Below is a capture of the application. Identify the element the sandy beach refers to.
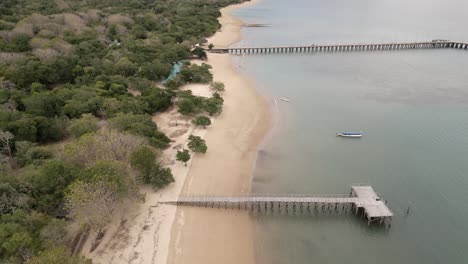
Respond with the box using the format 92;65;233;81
168;0;270;263
86;0;269;263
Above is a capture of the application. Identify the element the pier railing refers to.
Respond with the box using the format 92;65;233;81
163;186;393;227
207;40;468;55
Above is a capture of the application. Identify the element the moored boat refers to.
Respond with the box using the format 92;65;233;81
336;132;362;138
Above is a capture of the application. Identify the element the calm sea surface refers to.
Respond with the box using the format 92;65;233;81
232;0;468;263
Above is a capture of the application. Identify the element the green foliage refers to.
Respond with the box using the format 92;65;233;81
176;149;190;166
140;61;172;81
130;145;156;174
140;88;174;113
0;210;60;261
0;34;31;52
192;116;211;128
176;90;206;115
140;164;174;190
130;25;147;39
4;57;76;89
187;135;207;154
129;145;173;189
0;183;32;214
24;146;54;165
30;161;81;213
179;63;213;83
191;47;207;59
108;83;128;96
177;98;197;115
23;92;64;118
210;81;225;92
113;58;138;77
208;43;214;50
110;113;170;148
67;114;99;138
26;246;92;264
204;93;224;116
0;0;242;260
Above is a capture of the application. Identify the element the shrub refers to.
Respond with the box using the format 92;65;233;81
67;114;99;138
110;113;170;149
192;115;211;128
187;135;207;153
204;93;223;116
24;146;54;165
177;98;197;115
191;47;207;59
210;81;225;92
130;145;156;174
140;164;174;189
176;149;190;166
179;63;213;83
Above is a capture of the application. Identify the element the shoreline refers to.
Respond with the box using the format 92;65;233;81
84;0;270;263
168;0;271;263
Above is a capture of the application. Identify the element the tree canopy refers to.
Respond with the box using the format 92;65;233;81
0;0;239;261
187;135;208;154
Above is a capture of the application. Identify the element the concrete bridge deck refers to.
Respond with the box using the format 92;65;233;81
208;40;468;54
164;185;393;227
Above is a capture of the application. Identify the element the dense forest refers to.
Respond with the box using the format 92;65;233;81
0;0;244;262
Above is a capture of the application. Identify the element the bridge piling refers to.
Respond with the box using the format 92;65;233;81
169;186;393;227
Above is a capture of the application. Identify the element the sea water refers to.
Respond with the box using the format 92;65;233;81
233;0;468;263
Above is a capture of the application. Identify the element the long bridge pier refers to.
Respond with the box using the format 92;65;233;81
164;185;393;228
208;40;468;55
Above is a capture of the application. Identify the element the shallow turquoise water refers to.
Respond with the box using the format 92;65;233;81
233;0;468;263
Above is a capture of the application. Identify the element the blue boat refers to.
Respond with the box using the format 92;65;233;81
336;131;362;138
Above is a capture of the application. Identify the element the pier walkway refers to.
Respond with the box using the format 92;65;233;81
208;40;468;55
163;185;393;227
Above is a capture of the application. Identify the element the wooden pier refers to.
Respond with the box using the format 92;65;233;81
163;186;393;227
208;40;468;55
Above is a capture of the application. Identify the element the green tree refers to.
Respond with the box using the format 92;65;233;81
130;145;156;174
108;83;127;96
192;116;211;128
177;98;197;115
208;43;214;50
140;61;171;81
26;246;92;264
179;63;213;83
0;183;31;214
187;135;207;153
0;210;51;261
114;57;137;76
204;93;224;116
30;82;45;93
108;25;118;39
23;93;64;118
24;146;54;165
176;149;190;166
210;81;225;92
31;161;81;213
141;164;174;189
191;47;207;59
67;114;99;138
140;88;174;113
110;113;170;148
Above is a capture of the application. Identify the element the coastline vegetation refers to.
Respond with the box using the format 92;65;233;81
0;0;246;262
